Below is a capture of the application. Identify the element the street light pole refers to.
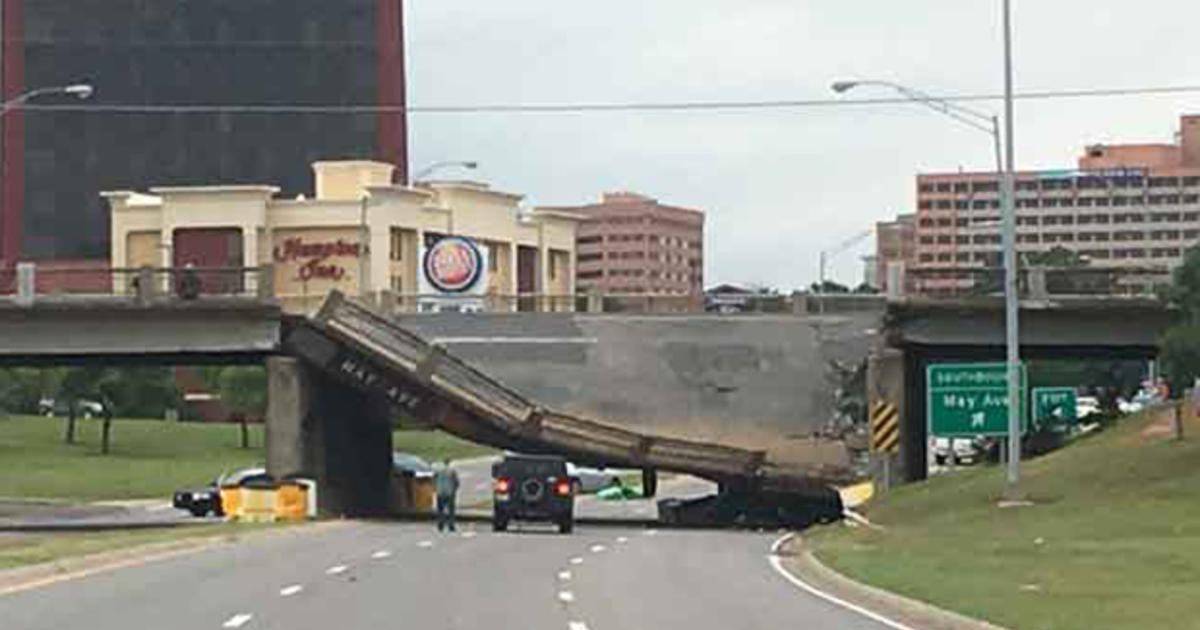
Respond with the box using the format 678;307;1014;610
1001;0;1022;495
834;31;1024;493
0;83;94;268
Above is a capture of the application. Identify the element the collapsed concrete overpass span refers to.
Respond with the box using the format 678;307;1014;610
276;292;869;506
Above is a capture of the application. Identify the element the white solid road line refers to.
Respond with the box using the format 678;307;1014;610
767;533;919;630
568;622;590;630
558;570;572;581
222;613;253;628
569;556;584;565
279;584;304;597
371;550;392;559
326;565;348;575
558;590;576;603
418;540;434;548
589;544;606;553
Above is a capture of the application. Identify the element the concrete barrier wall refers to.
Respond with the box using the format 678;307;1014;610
396;312;882;468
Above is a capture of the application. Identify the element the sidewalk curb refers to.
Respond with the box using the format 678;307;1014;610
775;534;1014;630
0;520;345;597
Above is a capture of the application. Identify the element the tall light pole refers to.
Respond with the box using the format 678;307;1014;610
412;160;479;182
1000;0;1021;496
0;83;94;268
834;8;1023;494
0;83;93;117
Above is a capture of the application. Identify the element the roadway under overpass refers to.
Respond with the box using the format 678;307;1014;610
870;296;1174;486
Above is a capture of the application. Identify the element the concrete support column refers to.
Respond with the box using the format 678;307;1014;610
867;347;910;491
266;356;394;516
241;226;258;296
508;242;519;312
15;262;34;306
266;356;314;481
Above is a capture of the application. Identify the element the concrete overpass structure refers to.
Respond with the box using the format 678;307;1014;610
0;286;1177;514
869;296;1174;486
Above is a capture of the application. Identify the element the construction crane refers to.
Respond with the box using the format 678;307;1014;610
818;228;873;314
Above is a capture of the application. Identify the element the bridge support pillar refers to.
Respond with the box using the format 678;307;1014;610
267;356;393;516
867;348;919;490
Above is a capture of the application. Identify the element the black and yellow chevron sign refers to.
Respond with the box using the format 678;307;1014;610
870;400;900;454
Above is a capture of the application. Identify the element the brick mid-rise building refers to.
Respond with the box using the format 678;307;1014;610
560;192;704;295
912;114;1200;295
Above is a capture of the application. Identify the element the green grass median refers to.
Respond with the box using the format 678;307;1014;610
808;409;1200;630
0;415;493;501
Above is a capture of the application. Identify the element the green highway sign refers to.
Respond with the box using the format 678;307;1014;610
927;362;1028;437
1032;387;1077;429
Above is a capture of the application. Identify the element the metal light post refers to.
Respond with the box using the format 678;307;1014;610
834;16;1023;492
0;83;93;117
412;160;479;182
0;83;94;269
1000;0;1021;496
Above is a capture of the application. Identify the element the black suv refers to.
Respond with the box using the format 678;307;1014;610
492;454;575;533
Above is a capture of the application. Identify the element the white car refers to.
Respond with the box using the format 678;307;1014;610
566;463;623;493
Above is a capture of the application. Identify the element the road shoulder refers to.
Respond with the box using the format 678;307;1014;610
0;520;342;597
775;533;1013;630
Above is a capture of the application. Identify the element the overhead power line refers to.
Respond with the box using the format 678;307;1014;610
17;84;1200;115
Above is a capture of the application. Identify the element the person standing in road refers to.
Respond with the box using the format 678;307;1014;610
433;458;460;532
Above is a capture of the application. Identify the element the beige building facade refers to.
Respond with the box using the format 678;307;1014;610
106;161;580;312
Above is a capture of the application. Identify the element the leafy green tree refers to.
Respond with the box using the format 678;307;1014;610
1161;246;1200;392
58;367;107;444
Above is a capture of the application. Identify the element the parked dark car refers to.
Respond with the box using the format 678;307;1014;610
492;454;575;533
173;466;269;517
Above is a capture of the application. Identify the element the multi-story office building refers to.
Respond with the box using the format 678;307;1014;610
913;115;1200;294
1;0;407;265
564;192;704;295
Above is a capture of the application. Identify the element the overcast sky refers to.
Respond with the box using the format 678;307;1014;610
404;1;1200;290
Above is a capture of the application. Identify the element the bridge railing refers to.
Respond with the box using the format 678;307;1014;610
903;265;1172;299
0;263;274;303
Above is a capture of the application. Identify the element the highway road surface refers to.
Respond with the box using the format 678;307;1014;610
0;521;889;630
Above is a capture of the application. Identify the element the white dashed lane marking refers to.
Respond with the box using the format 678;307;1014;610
557;570;572;581
279;584;303;597
222;613;253;628
371;550;392;559
644;529;658;536
326;565;348;575
557;591;576;603
569;622;590;630
462;531;477;539
616;536;628;544
569;557;584;565
589;544;606;553
417;540;434;548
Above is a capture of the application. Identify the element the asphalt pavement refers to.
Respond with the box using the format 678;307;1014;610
451;456;718;521
0;519;889;630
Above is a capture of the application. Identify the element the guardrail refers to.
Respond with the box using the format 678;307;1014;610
903;265;1171;299
0;263;274;304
